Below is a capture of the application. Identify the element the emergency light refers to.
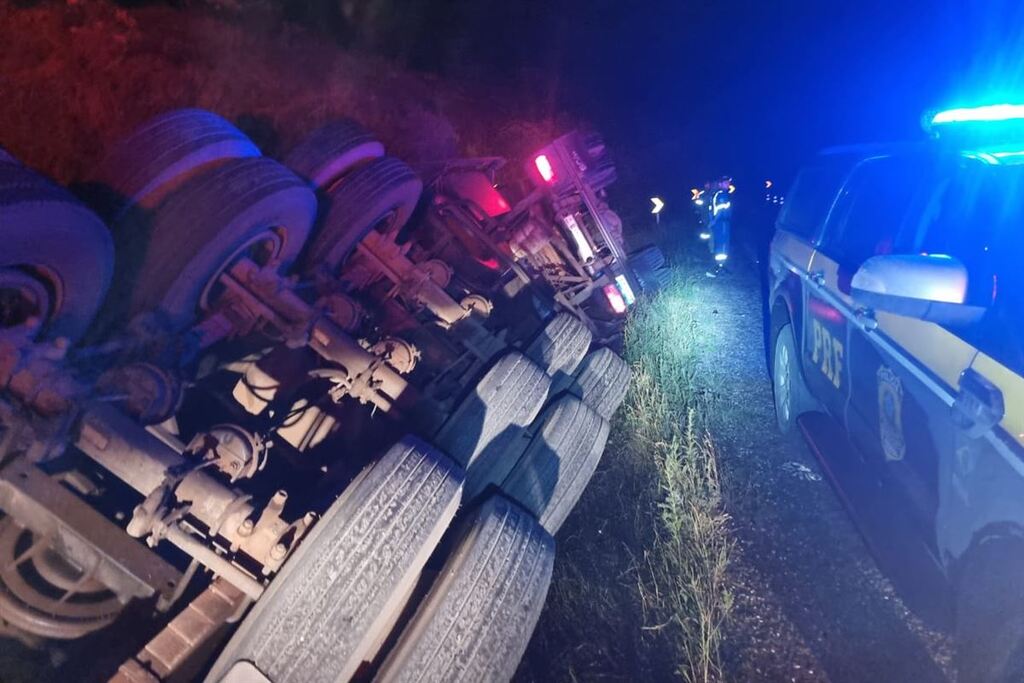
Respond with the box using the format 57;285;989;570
924;103;1024;146
927;102;1024;164
961;147;1024;166
930;103;1024;126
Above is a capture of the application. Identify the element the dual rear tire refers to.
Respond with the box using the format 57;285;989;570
0;157;113;343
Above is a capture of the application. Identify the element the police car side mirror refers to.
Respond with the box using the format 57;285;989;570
851;254;986;326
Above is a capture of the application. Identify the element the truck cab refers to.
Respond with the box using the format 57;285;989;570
414;131;669;344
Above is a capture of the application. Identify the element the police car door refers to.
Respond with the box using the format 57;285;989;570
844;156;976;540
908;159;1024;569
798;160;906;421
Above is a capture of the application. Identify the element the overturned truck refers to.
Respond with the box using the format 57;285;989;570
0;110;636;682
407;130;671;345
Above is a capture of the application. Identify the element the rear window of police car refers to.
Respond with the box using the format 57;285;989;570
777;162;851;239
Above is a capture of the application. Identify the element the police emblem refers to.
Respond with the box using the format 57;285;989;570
877;365;906;461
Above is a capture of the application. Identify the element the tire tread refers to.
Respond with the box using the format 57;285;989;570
524;312;591;376
376;494;554;683
209;436;463;683
501;395;610;533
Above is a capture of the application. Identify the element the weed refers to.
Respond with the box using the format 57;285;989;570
623;268;733;682
521;253;733;682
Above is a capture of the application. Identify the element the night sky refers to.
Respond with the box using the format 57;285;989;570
399;0;1024;215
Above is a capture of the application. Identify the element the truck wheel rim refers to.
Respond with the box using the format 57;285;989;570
0;518;122;640
0;267;53;338
198;229;284;312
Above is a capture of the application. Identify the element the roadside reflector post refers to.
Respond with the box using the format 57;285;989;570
650;196;664;224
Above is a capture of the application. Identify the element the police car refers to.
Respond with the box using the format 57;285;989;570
767;103;1024;682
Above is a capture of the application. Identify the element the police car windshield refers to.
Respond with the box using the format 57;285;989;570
919;159;1024;264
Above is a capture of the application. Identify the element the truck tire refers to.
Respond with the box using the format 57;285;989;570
500;396;610;534
631;263;672;294
525;312;591;377
115;157;315;331
772;322;815;433
629;245;670;294
375;494;555;683
94;109;260;215
0;162;114;343
629;244;666;272
552;347;631;420
435;351;550;477
284;118;385;190
209;435;463;683
302;156;422;275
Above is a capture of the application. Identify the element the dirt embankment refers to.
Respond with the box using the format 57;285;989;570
0;0;569;183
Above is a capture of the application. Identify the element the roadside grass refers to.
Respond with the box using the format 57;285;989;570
520;241;734;682
0;0;567;185
624;263;734;682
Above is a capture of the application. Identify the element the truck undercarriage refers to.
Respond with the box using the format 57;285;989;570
0;110;635;682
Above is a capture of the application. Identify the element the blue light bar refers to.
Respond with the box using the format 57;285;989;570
962;147;1024;165
931;103;1024;125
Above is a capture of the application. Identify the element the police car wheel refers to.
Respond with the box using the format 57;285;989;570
773;323;813;433
955;539;1024;683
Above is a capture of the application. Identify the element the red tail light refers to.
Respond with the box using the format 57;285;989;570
476;256;501;270
603;284;627;314
534;154;555;183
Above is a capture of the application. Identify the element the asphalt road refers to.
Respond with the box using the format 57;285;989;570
692;233;955;682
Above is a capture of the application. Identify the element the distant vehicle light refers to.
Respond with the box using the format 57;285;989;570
699;232;711;240
650;196;665;214
615;274;636;306
534;154;556;183
603;284;627;314
931;103;1024;125
714;253;728;262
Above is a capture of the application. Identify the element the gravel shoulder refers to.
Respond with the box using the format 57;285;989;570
692;238;954;682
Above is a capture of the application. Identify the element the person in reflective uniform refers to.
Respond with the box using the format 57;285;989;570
691;186;711;241
706;177;733;275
